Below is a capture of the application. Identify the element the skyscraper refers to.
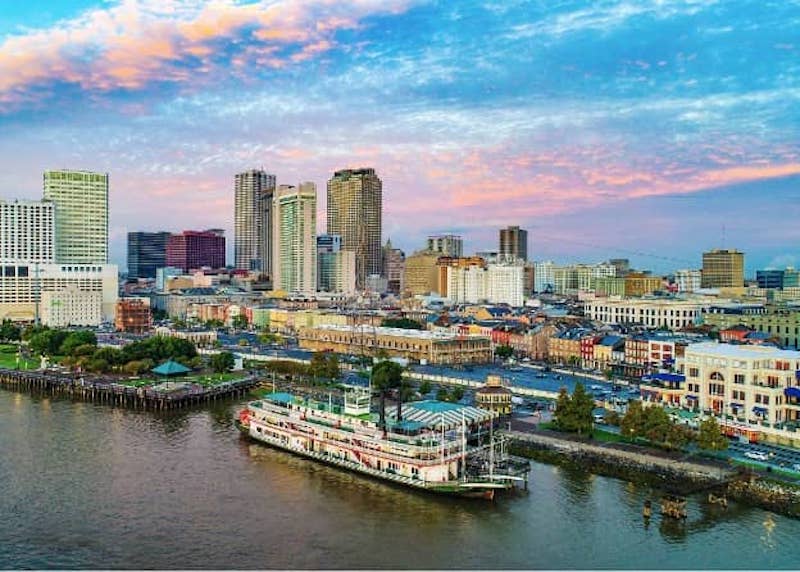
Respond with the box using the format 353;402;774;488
272;183;317;294
166;229;225;272
234;169;276;274
43;169;108;263
427;234;463;257
0;200;54;264
701;249;744;288
127;231;171;279
327;168;382;289
499;225;528;262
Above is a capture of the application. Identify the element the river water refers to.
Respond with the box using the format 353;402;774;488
0;390;796;570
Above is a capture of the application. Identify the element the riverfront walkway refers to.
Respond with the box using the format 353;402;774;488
0;368;258;410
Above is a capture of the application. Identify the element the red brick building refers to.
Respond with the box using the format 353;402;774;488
115;298;152;334
166;229;225;272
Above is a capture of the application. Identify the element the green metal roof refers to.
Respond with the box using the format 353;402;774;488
263;392;296;404
151;360;191;376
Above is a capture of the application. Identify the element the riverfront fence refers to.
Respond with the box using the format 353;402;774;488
0;368;259;411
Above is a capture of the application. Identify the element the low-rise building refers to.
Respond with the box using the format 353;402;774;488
679;342;800;432
703;304;800;350
297;324;492;364
585;298;710;330
115;298;152;334
475;375;513;415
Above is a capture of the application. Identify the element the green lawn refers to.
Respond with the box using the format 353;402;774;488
0;348;37;370
592;428;629;443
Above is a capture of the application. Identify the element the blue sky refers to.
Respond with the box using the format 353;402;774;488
0;0;797;274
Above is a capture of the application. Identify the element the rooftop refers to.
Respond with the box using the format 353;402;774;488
685;342;800;360
306;324;489;341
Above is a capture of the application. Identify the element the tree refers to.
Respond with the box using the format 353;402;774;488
309;352;340;383
620;400;646;439
451;386;465;402
697;417;729;451
604;369;614;382
641;405;672;444
0;320;20;342
372;360;403;429
231;314;249;330
419;380;432;396
553;387;572;432
381;317;424;330
210;351;235;374
59;330;97;356
436;388;450;402
569;383;595;436
495;345;513;360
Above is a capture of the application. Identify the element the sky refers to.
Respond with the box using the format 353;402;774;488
0;0;798;275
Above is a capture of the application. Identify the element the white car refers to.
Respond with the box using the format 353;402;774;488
744;451;769;462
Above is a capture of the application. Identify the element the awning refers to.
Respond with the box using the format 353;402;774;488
785;387;800;398
752;406;768;414
686;395;698;401
730;402;743;409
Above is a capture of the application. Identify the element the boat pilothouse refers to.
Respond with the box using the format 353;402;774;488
238;384;529;498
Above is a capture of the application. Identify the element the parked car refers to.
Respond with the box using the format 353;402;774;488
744;451;769;462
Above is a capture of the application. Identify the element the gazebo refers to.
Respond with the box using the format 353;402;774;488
151;360;191;377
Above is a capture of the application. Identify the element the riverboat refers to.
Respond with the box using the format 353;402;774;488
237;385;529;499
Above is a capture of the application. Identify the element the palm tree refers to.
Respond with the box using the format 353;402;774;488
371;360;403;430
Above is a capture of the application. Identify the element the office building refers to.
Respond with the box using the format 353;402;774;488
701;249;744;288
327;168;382;288
674;269;701;293
427;234;463;258
499;225;528;262
533;260;555;293
402;251;440;297
234;169;276;273
0;200;54;264
318;235;356;294
166;229;225;272
757;269;785;290
127;231;170;279
272;183;317;294
382;239;405;294
43;169;108;264
487;262;525;307
783;268;800;289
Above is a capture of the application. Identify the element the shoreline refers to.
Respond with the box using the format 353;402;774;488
509;428;800;518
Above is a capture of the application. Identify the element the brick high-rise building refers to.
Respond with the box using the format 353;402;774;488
234;169;276;274
701;249;744;288
327;168;382;289
166;229;225;272
115;298;152;334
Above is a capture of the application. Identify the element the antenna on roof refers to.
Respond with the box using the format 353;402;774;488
722;223;726;249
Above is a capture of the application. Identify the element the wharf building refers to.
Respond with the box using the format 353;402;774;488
43;169;108;264
585;298;712;330
127;231;170;279
166;229;225;273
701;249;744;288
297;324;493;365
327;168;382;289
499;225;528;262
427;234;463;258
234;169;276;274
272;183;317;294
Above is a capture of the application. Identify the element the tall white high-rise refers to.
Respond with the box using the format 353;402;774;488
234;169;276;273
0;200;54;264
272;183;317;294
43;170;108;264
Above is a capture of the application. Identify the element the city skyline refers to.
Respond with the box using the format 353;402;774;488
0;1;798;272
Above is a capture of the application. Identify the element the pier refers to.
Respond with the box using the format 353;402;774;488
0;368;259;410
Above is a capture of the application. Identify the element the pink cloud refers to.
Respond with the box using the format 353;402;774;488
0;0;415;111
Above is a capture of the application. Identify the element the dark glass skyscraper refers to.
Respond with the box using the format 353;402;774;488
127;231;171;279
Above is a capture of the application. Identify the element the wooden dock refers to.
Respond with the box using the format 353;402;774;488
0;368;259;411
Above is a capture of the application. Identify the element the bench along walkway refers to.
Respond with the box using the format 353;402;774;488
0;368;258;411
